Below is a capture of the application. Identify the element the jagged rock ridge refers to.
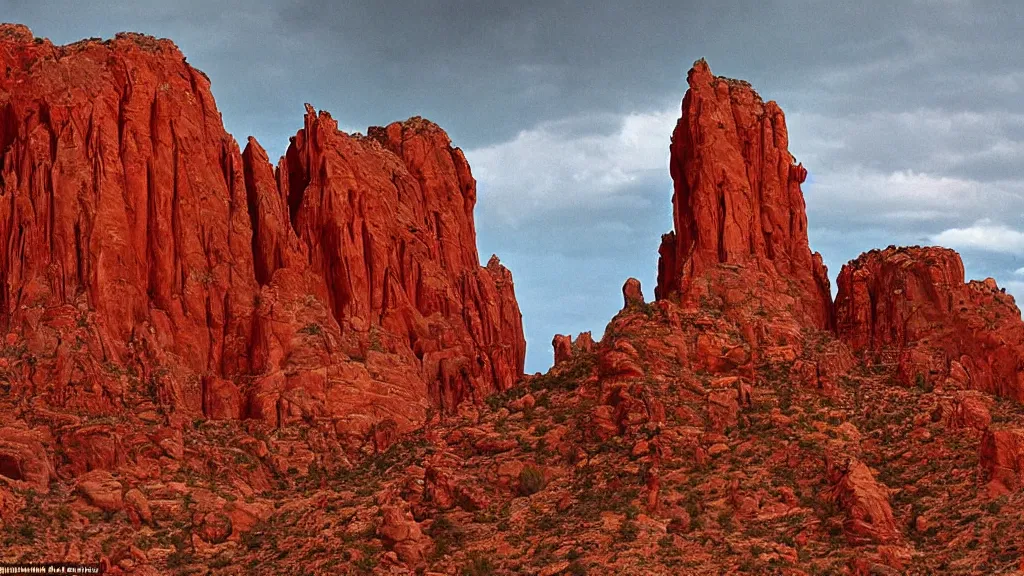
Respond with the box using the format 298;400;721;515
0;24;525;440
836;246;1024;401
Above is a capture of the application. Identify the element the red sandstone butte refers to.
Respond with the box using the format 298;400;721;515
655;59;832;333
0;24;524;439
835;246;1024;401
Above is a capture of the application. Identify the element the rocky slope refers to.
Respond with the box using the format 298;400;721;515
2;26;1024;576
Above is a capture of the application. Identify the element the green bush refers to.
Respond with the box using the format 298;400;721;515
298;323;323;336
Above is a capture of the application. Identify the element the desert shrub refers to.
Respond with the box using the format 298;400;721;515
461;552;494;575
619;519;640;541
518;465;546;496
298;323;323;336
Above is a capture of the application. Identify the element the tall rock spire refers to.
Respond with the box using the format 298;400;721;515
655;59;833;333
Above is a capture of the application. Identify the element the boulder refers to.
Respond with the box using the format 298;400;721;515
980;428;1024;495
378;504;431;566
827;458;899;544
77;470;124;512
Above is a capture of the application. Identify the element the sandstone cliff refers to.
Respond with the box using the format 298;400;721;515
0;24;524;441
835;246;1024;400
655;59;833;335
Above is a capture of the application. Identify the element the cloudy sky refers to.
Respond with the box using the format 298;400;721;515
8;0;1024;372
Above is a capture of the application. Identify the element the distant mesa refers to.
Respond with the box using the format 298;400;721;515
836;246;1024;400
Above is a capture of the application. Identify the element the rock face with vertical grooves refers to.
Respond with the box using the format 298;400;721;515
6;26;1024;576
835;246;1024;401
655;59;833;338
0;24;524;441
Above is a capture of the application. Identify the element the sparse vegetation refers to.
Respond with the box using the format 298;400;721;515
518;464;546;496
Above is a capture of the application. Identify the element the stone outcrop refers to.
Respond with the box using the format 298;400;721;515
0;25;524;440
378;503;431;565
979;428;1024;495
827;457;899;544
835;246;1024;400
932;391;992;431
654;59;833;333
0;425;53;490
0;27;258;414
552;331;595;367
76;469;124;512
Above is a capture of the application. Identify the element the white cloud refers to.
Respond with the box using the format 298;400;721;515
788;108;1024;179
467;107;677;225
931;220;1024;254
788;107;1024;260
803;168;1022;229
1015;267;1024;276
1004;281;1024;305
471;104;1024;236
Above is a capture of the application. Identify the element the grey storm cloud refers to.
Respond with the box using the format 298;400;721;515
5;0;1024;371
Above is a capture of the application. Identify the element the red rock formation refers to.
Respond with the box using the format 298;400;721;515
827;457;899;544
0;26;257;399
378;503;432;565
932;392;991;431
835;246;1024;400
0;425;54;490
264;107;526;414
76;469;124;512
623;277;645;307
552;334;573;366
552;331;595;367
980;428;1024;495
0;25;524;440
655;59;832;333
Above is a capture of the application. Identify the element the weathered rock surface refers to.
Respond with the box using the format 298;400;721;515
4;29;1024;576
980;428;1024;495
827;458;898;544
77;469;124;512
835;246;1024;400
0;25;524;443
552;331;594;366
378;503;431;565
655;59;833;334
0;424;53;490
